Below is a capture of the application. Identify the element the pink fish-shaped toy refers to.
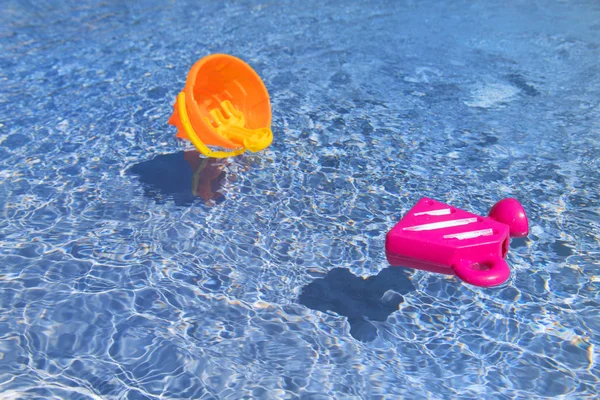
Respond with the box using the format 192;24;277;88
385;198;528;287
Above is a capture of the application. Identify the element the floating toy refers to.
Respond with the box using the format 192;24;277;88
385;198;528;287
169;54;273;158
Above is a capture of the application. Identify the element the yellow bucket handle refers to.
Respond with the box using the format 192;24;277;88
177;92;247;158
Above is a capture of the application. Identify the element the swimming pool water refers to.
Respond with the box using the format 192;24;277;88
1;0;599;398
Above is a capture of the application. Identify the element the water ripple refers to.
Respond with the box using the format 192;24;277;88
2;0;600;398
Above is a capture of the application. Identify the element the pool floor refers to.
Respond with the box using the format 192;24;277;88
1;0;599;398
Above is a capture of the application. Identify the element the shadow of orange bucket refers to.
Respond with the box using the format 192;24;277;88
169;54;272;158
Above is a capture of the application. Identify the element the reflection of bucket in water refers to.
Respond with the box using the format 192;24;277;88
128;151;234;205
184;151;228;201
169;54;273;158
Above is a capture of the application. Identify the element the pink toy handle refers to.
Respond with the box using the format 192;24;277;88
452;257;510;287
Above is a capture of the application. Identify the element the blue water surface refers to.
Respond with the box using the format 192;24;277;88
1;0;599;398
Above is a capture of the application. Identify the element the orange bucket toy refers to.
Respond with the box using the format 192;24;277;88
168;54;273;158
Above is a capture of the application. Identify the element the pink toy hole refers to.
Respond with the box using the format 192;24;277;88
501;238;509;258
453;257;510;287
470;262;492;271
426;200;434;206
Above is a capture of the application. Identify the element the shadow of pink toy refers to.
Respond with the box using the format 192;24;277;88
385;198;528;287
